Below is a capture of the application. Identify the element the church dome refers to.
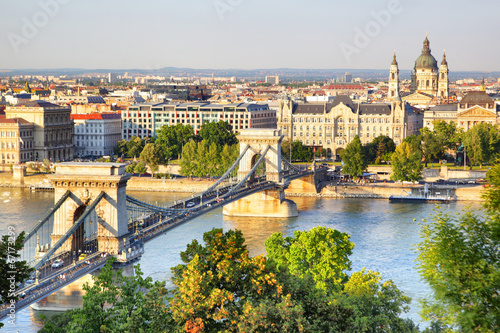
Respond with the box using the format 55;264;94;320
415;36;438;70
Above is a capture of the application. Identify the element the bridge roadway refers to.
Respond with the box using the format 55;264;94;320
128;169;315;245
0;168;317;321
0;252;109;320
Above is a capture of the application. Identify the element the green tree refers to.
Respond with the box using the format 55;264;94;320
265;226;354;292
292;141;313;162
42;258;174;333
179;139;198;177
125;161;137;173
415;209;500;332
113;139;128;157
390;141;423;182
281;139;293;161
170;228;286;332
133;161;147;176
197;120;238;148
126;136;145;159
433;120;460;153
341;135;367;179
156;124;195;159
139;143;167;176
462;122;500;168
204;141;220;177
420;127;443;166
483;164;500;213
0;231;33;309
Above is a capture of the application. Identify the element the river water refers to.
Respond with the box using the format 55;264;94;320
0;187;481;332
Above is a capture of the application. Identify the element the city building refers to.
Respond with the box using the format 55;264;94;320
339;72;352;83
5;101;74;161
72;113;122;157
122;102;276;140
424;85;500;131
0;115;34;164
265;76;280;85
277;95;422;158
57;96;106;104
404;35;449;101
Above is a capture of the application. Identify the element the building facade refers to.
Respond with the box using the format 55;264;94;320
0;116;34;164
5;101;74;161
424;90;500;131
121;102;276;140
72;113;122;157
277;95;423;158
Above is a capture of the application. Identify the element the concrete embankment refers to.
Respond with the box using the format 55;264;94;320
286;182;485;202
0;172;485;201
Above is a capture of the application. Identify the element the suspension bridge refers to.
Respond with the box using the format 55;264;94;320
1;129;327;320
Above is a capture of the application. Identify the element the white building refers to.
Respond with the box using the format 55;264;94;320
72;113;122;157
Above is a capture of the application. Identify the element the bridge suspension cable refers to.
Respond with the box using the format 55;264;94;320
226;145;270;196
22;190;71;246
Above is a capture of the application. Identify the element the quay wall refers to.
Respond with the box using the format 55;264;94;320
0;172;485;201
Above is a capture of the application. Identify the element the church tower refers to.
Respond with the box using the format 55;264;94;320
438;51;449;99
388;52;400;99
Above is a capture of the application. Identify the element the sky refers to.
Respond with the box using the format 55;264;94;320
0;0;498;72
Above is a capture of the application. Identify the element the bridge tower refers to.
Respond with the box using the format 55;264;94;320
224;129;298;217
236;129;284;183
49;163;135;260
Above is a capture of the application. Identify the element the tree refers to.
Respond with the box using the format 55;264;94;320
113;139;128;157
433;120;460;153
125;161;137;173
204;141;220;177
462;122;500;168
133;161;147;176
265;226;354;292
170;228;287;332
390;141;423;182
179;139;198;177
126;136;145;159
197;120;238;148
483;164;500;213
341;135;367;179
292;141;313;162
415;209;500;332
139;143;167;176
0;231;33;307
281;139;293;161
41;258;175;333
363;136;396;164
156;124;195;159
219;144;239;172
420;127;443;166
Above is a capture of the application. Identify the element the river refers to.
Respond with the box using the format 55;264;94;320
0;187;481;332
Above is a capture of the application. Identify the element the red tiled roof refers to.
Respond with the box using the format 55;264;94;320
71;113;121;120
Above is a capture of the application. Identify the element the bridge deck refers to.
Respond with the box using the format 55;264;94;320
0;252;109;321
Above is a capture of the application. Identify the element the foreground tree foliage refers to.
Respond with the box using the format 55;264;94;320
0;230;33;329
416;164;500;332
40;258;174;333
41;228;417;332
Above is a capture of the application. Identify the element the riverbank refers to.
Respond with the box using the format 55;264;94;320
0;172;486;201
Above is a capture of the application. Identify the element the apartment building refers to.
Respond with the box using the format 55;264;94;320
72;113;122;157
122;102;276;140
5;101;74;161
0;116;34;164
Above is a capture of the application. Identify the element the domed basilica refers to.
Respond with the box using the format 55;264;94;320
389;35;449;102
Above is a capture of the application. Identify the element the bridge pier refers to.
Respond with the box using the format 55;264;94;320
223;188;298;217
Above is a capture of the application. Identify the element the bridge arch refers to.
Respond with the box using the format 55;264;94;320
237;129;283;183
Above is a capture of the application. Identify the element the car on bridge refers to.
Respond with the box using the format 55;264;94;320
186;202;195;208
51;259;64;269
78;254;87;261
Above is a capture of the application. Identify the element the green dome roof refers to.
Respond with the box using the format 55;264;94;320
415;36;438;70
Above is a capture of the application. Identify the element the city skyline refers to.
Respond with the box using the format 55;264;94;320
1;0;499;72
